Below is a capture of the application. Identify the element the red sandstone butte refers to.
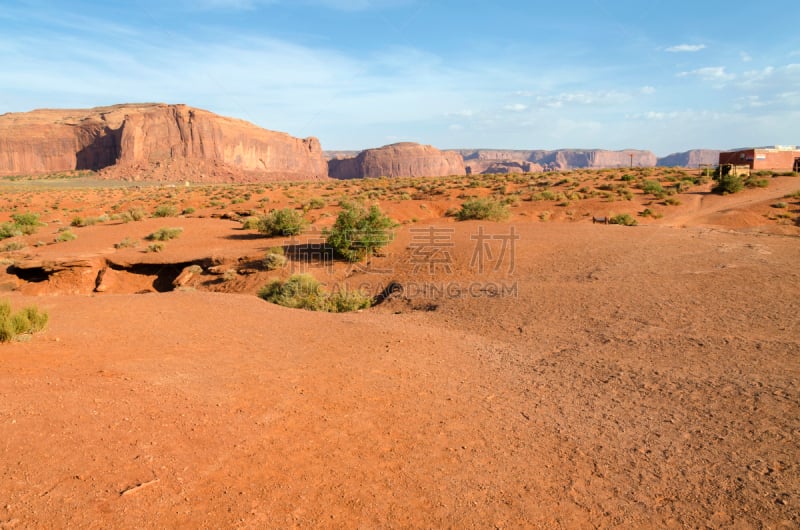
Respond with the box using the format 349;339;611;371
0;103;327;182
329;142;466;179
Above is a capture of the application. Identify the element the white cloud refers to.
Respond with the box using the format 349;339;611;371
677;66;735;83
503;103;528;112
640;86;656;95
740;51;752;62
535;90;630;108
666;44;706;53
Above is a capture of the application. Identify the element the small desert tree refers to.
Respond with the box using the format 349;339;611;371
325;202;396;261
257;208;307;237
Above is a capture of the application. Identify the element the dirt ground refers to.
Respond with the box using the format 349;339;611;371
0;170;799;528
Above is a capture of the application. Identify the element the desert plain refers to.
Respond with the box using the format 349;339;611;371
0;167;798;528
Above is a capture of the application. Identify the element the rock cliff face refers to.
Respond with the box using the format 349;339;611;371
0;104;327;182
329;142;466;179
657;149;721;168
453;149;657;172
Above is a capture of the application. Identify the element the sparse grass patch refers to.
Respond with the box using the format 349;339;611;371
153;204;179;217
0;212;43;239
610;213;637;226
71;215;107;227
745;177;769;188
305;197;327;210
263;246;288;270
55;229;77;242
455;197;510;221
146;242;165;253
3;241;25;252
641;180;663;195
240;216;261;230
146;227;183;241
114;237;139;249
122;208;146;222
258;274;371;312
0;299;48;342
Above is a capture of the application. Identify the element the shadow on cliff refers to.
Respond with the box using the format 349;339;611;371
75;127;121;171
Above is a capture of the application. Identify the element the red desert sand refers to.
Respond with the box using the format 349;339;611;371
0;169;798;528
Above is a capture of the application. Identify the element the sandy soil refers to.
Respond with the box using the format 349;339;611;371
0;170;799;528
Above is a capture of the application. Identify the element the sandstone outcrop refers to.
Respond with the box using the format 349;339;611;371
452;149;658;172
657;149;721;168
329;142;465;179
0;103;327;182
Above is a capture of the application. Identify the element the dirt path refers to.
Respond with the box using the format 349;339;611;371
661;176;799;229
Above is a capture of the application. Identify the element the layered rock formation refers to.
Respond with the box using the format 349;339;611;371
329;142;466;179
0;104;327;182
453;149;658;173
657;149;721;168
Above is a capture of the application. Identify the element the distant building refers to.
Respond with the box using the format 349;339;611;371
719;146;800;172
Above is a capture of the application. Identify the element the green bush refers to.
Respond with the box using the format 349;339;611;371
71;215;106;227
55;230;77;242
0;212;43;238
306;197;327;210
325;203;396;261
609;213;638;226
153;204;179;218
146;242;165;253
713;173;744;194
11;212;41;232
258;274;327;310
0;223;22;240
455;197;510;221
327;288;373;312
745;177;769;188
124;208;146;222
641;180;663;195
257;208;307;237
263;247;288;270
258;274;371;312
146;227;183;241
0;300;48;342
240;216;261;230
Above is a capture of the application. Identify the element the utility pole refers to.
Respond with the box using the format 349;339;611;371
629;153;633;168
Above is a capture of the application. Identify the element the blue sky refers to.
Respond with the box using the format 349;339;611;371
1;0;798;155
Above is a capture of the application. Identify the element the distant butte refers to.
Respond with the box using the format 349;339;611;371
0;103;328;182
0;103;727;181
328;142;466;179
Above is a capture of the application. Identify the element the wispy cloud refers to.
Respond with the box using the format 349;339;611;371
677;66;735;83
666;44;706;53
740;51;752;62
534;90;631;109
